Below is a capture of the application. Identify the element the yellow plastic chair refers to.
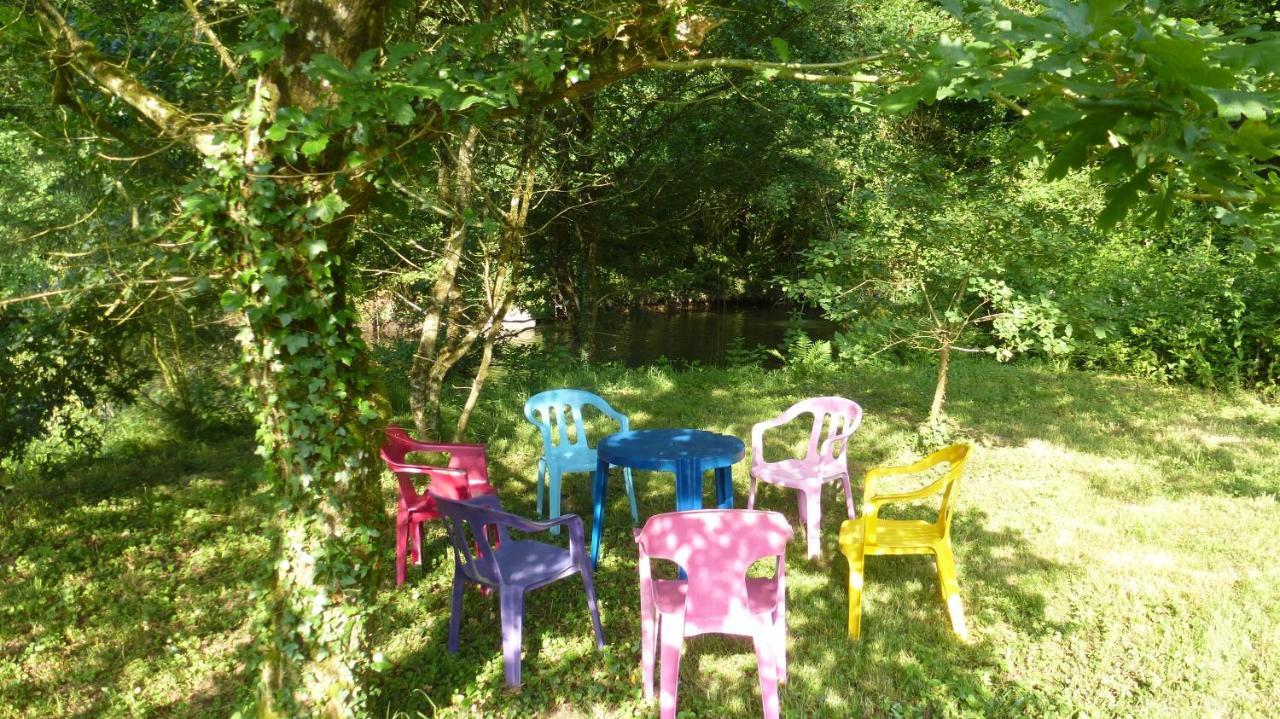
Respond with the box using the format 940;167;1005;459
838;444;970;640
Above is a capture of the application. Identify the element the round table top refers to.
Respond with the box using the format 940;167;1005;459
597;428;745;471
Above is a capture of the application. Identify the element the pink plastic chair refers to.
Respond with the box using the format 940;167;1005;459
747;397;862;559
381;425;498;587
636;509;793;719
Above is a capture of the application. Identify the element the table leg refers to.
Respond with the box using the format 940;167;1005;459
591;458;610;569
674;457;700;511
714;465;734;509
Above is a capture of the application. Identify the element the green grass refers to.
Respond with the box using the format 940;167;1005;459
3;358;1279;717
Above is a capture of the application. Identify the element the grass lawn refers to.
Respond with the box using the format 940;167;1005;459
2;359;1278;717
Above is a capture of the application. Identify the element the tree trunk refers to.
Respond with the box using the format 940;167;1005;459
576;224;599;361
453;121;540;439
240;224;385;718
409;127;481;437
929;339;951;425
247;3;387;716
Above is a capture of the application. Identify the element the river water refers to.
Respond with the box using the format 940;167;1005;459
509;306;837;367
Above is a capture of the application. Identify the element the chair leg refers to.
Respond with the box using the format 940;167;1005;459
658;614;685;719
934;543;969;641
847;547;865;639
799;489;822;560
448;570;465;653
841;471;856;518
395;512;409;587
747;473;758;510
412;518;424;567
535;458;547;517
753;632;781;719
548;466;562;536
624;466;639;524
774;601;788;684
640;597;657;702
580;565;606;649
499;588;526;688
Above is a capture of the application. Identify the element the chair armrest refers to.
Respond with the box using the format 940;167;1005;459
402;438;486;454
592;398;630;434
863;467;953;510
387;463;467;478
494;512;588;564
818;426;860;460
750;417;788;468
494;511;583;536
865;451;950;481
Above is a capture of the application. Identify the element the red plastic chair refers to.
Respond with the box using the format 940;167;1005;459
381;425;498;586
636;509;793;719
748;396;862;559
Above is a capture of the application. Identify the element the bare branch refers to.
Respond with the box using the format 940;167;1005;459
181;0;239;76
649;56;887;85
35;0;226;157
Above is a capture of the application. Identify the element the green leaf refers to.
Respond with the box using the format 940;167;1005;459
770;37;790;63
264;122;290;142
390;102;415;125
1203;88;1272;121
1044;134;1090;180
307;193;349;223
385;42;421;65
300;135;329;157
283;333;310;354
309;54;351;81
1098;166;1157;229
879;78;934;114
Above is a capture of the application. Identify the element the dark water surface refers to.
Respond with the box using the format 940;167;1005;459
513;306;837;367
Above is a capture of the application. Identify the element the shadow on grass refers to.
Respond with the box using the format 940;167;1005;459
0;431;264;718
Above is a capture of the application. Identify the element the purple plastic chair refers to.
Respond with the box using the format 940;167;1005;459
637;509;793;719
432;493;606;688
748;396;863;559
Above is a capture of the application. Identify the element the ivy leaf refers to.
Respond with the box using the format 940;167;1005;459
307;193;349;223
283;334;310;354
300;135;330;157
264;122;290;142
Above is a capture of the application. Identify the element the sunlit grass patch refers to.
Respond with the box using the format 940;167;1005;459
3;358;1278;717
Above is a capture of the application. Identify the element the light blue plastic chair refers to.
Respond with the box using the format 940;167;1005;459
524;389;638;534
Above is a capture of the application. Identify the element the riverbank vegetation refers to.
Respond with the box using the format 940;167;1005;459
3;0;1278;715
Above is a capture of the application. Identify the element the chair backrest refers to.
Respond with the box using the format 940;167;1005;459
380;425;490;504
432;494;509;585
931;444;969;530
866;443;969;537
637;510;792;622
775;396;863;464
523;389;627;456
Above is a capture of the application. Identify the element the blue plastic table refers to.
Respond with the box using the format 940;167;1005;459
590;428;745;568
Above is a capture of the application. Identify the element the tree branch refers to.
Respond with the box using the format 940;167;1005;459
649;56;887;84
34;0;225;157
181;0;239;76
